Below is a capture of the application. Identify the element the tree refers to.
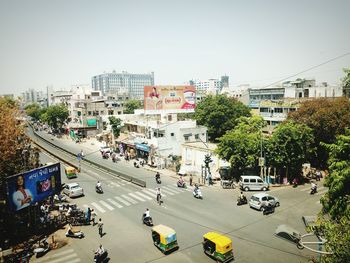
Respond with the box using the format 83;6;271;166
318;130;350;263
266;121;314;181
194;94;251;142
45;104;69;129
288;97;350;168
216;116;265;176
124;99;142;114
24;103;41;121
109;116;123;140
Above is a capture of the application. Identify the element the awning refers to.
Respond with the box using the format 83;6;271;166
135;143;150;152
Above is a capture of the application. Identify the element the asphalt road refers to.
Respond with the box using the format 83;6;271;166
29;129;326;263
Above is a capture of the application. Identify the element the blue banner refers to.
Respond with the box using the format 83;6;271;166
7;163;61;212
135;143;150;152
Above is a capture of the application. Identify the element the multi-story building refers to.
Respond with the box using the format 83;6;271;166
190;76;229;96
21;89;46;107
91;70;154;98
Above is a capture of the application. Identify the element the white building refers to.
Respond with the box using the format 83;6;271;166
191;79;221;95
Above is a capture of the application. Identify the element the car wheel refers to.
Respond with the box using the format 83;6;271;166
262;187;267;191
244;187;249;192
275;202;280;207
260;206;265;212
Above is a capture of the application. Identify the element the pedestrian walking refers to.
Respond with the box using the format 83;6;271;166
86;207;91;224
97;218;104;237
189;174;193;186
91;209;97;226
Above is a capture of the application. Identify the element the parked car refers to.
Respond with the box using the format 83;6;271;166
63;183;84;198
249;193;280;211
100;146;112;154
239;175;269;191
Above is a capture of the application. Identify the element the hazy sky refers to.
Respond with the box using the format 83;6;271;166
1;0;349;95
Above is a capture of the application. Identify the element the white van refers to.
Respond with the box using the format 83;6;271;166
239;175;269;191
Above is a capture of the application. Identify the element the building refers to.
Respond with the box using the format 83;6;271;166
91;70;154;98
240;78;343;131
21;89;46;107
190;76;229;96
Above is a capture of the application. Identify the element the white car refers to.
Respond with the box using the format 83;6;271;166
100;146;112;154
249;193;280;211
63;183;84;198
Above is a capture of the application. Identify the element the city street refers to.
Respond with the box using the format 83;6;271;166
27;129;327;263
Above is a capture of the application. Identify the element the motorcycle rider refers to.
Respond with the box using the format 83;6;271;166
311;181;317;193
143;208;151;223
178;176;185;187
156;188;161;203
155;172;160;181
239;192;246;203
194;184;199;195
96;181;102;189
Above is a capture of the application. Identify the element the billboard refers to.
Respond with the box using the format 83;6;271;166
6;163;61;211
144;86;196;114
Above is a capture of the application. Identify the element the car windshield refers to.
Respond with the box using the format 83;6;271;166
71;185;80;189
251;196;259;201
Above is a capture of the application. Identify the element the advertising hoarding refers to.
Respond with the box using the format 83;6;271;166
6;163;61;211
144;86;196;114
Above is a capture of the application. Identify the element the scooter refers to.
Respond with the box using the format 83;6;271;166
142;214;154;226
310;186;317;195
177;181;187;188
96;185;103;194
262;203;275;215
193;188;203;199
94;250;109;263
33;238;50;258
236;196;247;206
66;229;85;239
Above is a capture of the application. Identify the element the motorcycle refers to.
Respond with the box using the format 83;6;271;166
54;193;67;203
33;238;50;258
193;188;203;199
262;203;275;215
96;185;103;194
310;186;317;195
177;181;187;188
236;196;247;206
66;229;85;239
156;177;161;184
142;214;154;226
102;152;109;159
94;250;109;263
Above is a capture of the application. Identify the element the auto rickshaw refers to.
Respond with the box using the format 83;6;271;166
203;232;234;262
65;166;77;179
151;224;179;254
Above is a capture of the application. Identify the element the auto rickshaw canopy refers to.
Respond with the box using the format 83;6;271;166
152;224;177;245
203;232;232;254
65;166;76;174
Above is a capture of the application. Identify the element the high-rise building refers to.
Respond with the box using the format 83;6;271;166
91;70;154;98
190;75;229;95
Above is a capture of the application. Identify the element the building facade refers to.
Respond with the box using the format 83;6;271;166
91;70;154;98
190;76;229;96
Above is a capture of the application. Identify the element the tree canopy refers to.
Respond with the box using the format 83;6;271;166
266;121;314;180
124;99;142;114
109;116;123;140
287;97;350;168
45;104;69;129
216;116;265;176
24;103;42;121
194;95;251;142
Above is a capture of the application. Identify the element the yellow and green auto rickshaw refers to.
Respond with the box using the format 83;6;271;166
65;166;77;179
203;232;234;262
151;224;179;254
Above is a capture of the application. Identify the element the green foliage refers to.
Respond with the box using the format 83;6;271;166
342;68;350;88
288;97;350;168
45;104;69;129
109;116;122;139
266;121;314;179
194;94;251;142
24;103;42;121
216;116;265;175
124;99;142;114
321;130;350;219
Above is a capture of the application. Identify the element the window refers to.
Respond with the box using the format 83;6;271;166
195;134;199;139
250;179;256;183
244;179;249;183
258;179;263;183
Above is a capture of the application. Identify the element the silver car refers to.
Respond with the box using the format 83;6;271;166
63;183;84;198
249;193;280;211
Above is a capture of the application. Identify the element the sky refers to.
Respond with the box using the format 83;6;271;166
0;0;349;95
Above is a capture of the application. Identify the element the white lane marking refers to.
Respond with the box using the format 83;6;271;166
170;184;187;192
107;198;123;208
160;188;175;195
47;249;75;258
44;253;78;263
162;186;181;194
148;188;167;197
128;193;146;202
135;191;152;200
99;200;115;211
115;196;131;206
142;189;157;198
121;194;138;204
111;182;121;187
91;202;106;213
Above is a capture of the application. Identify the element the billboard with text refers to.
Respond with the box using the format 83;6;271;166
6;163;61;211
144;86;196;114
